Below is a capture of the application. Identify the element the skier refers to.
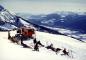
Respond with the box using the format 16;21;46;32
61;48;69;56
8;31;11;39
46;43;62;54
46;43;55;52
55;48;62;54
33;41;44;51
37;41;44;47
33;38;37;44
33;41;39;51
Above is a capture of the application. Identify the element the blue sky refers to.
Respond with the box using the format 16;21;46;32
0;0;86;14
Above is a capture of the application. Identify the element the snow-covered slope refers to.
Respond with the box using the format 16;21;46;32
0;23;17;30
14;17;31;27
0;31;86;60
0;5;32;30
0;5;17;30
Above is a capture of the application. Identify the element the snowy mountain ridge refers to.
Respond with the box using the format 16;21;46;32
0;5;32;30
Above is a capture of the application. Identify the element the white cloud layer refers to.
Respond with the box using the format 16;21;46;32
0;0;86;14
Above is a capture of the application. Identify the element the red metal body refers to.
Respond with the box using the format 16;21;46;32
19;27;35;38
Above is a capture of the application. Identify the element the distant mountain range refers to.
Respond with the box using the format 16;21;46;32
27;12;86;33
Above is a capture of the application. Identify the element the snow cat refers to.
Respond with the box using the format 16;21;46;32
16;26;35;40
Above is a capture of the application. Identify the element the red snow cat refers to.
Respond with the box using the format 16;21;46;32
16;26;35;40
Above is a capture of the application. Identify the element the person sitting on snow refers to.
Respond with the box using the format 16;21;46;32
8;31;11;39
33;41;39;51
33;38;37;44
61;48;69;56
45;43;61;54
33;40;44;51
45;43;55;51
55;48;62;54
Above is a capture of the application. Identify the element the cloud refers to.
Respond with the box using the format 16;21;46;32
1;0;86;3
0;0;86;14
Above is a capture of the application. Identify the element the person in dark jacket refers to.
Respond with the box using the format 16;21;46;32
55;48;62;54
8;31;11;39
37;41;44;47
61;48;69;56
33;40;44;51
46;43;55;51
46;43;61;54
33;41;39;51
33;38;37;44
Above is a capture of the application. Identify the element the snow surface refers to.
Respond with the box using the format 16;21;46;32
0;31;86;60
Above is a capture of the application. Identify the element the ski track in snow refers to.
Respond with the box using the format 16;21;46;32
0;31;86;60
